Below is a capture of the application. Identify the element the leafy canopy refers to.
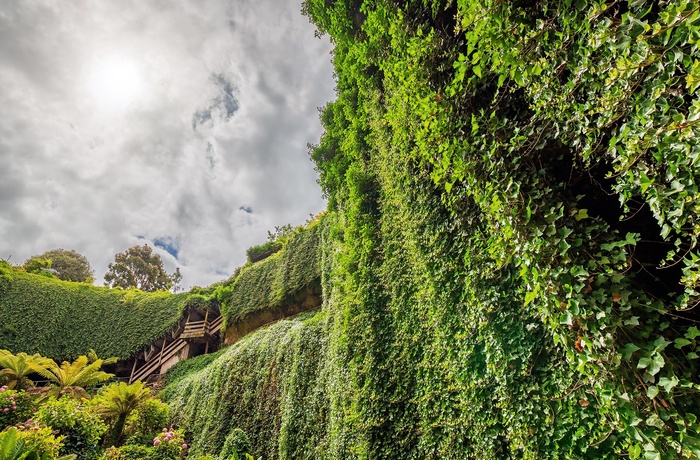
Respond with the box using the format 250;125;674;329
32;355;115;400
104;245;180;292
0;350;53;390
23;249;94;283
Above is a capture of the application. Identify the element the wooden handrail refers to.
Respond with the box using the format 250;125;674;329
129;314;224;383
130;339;187;383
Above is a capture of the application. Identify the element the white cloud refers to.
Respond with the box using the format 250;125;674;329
0;0;335;289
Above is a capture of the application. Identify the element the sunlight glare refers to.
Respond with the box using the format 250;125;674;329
86;56;142;110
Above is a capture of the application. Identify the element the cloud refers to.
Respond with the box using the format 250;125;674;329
192;73;240;130
0;0;335;289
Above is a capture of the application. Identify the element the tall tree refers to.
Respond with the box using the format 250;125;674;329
23;249;94;283
104;245;178;292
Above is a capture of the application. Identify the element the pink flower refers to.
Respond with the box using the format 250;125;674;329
153;438;161;447
181;444;188;450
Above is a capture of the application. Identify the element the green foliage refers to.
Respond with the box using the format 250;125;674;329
218;221;323;325
92;382;151;446
35;398;107;460
219;429;250;459
33;356;114;400
245;241;282;264
20;259;55;279
101;428;185;460
0;427;56;460
23;250;94;284
0;266;190;361
303;0;700;457
161;312;328;459
0;351;53;390
104;246;177;293
14;423;65;460
0;389;35;428
161;350;225;386
122;400;169;446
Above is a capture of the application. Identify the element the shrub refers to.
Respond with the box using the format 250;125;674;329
35;397;107;460
15;420;65;460
122;400;170;446
245;241;282;263
219;428;250;459
0;388;35;428
151;429;186;460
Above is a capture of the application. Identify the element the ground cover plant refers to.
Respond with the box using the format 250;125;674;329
215;218;324;328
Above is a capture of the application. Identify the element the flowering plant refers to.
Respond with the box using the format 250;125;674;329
0;387;34;427
152;428;187;459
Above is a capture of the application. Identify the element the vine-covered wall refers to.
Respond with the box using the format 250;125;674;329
0;262;189;361
165;0;700;458
162;311;329;460
217;219;324;329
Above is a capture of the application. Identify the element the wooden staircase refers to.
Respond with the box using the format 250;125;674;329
129;314;224;383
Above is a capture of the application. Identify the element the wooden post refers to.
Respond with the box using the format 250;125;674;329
157;338;167;368
129;358;138;384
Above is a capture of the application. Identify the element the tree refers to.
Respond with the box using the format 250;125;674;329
23;249;94;283
32;355;115;400
104;245;179;292
94;381;151;446
0;350;53;390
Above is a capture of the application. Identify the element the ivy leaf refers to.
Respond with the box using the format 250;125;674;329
646;385;659;399
658;375;679;393
650;337;670;353
621;343;641;361
674;337;692;349
574;209;588;221
645;414;664;429
638;356;652;369
648;354;665;376
686;326;700;339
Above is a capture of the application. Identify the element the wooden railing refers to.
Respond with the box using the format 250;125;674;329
130;338;187;383
129;314;224;383
180;316;225;339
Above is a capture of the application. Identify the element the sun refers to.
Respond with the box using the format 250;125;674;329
86;55;142;110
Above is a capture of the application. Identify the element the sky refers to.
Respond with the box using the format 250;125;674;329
0;0;336;289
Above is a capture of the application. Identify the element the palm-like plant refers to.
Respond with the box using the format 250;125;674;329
32;355;114;399
94;381;151;446
0;350;52;390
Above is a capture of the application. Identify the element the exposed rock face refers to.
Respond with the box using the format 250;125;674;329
223;284;322;345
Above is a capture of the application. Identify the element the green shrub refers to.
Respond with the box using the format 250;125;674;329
15;422;65;460
35;397;107;460
122;400;170;446
219;429;250;459
0;388;35;428
245;241;282;263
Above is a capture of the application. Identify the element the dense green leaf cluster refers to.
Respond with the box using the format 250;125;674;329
217;220;323;326
161;0;700;457
0;263;190;361
245;241;283;263
162;311;328;460
297;0;700;457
